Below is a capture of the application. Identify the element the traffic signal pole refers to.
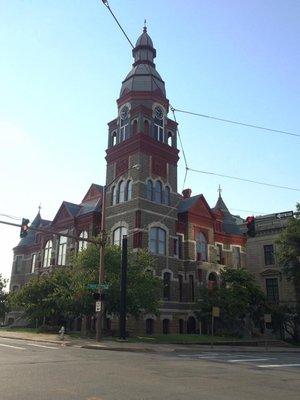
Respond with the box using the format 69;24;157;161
119;235;128;340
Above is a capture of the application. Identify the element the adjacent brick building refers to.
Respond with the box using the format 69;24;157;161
245;211;296;308
7;28;247;334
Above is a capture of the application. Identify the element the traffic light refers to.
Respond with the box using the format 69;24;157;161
20;218;30;238
246;216;256;237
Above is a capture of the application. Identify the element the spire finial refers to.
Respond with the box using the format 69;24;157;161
218;184;222;198
143;19;147;33
38;203;42;214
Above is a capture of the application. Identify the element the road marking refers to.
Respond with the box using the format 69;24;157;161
229;358;275;363
27;343;59;350
0;343;26;350
258;364;300;368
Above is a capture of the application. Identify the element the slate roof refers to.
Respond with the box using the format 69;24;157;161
78;198;101;216
63;201;81;217
178;195;202;213
120;28;166;97
213;196;242;235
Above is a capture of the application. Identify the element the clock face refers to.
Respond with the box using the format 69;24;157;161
154;106;163;120
120;106;129;120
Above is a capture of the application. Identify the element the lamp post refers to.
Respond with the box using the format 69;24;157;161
95;164;140;342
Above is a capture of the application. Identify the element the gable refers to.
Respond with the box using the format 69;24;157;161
81;184;103;203
190;195;214;220
52;203;75;225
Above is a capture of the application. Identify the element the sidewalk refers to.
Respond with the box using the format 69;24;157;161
0;330;299;354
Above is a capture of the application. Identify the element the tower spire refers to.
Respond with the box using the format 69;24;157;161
143;19;147;33
218;184;222;198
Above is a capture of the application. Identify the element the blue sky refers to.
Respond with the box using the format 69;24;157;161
0;0;299;285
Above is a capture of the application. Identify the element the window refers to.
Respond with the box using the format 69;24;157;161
145;319;154;335
167;132;173;147
15;256;23;274
58;236;67;266
30;254;36;273
126;180;132;201
153;108;164;142
165;186;171;205
189;275;194;302
196;232;208;261
43;240;52;268
78;231;88;252
233;246;241;268
111;131;117;146
155;181;163;203
113;227;128;247
163;272;171;300
149;227;166;255
264;244;275;266
266;278;279;303
162;319;169;334
118;181;126;203
179;319;184;334
111;186;117;205
147;179;154;201
178;274;183;302
217;244;223;263
119;108;129;142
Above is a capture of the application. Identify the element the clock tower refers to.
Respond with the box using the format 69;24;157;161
105;27;180;267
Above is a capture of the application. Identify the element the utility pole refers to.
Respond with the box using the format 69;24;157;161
119;235;128;340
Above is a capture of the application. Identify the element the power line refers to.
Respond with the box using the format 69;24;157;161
188;167;300;192
173;108;300;139
0;213;21;221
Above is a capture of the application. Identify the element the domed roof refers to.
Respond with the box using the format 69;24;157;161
119;27;166;97
135;27;154;47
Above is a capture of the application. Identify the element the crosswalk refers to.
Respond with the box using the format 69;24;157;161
0;338;60;352
176;352;300;369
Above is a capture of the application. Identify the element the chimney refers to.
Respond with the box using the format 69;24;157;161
182;188;192;199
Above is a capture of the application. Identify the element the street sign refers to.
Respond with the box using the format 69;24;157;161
212;307;220;317
95;301;102;312
276;211;293;219
87;283;109;290
264;314;272;323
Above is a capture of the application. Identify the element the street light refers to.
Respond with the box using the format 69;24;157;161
95;163;140;341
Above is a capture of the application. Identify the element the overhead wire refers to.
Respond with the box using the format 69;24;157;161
101;1;298;198
173;108;300;139
0;213;21;221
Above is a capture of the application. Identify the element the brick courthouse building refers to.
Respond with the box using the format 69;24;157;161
8;28;246;334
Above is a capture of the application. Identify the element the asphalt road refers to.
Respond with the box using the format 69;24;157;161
0;337;299;400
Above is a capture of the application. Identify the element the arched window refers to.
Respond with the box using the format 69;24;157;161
78;231;88;252
43;240;52;268
118;180;126;203
111;186;117;205
196;232;208;261
155;181;163;203
167;132;173;147
145;319;154;335
144;120;149;135
147;179;154;201
149;227;166;255
153;106;164;142
165;186;171;206
113;227;128;247
162;319;170;334
111;131;117;147
163;272;171;300
58;236;67;266
132;120;138;135
119;106;129;142
126;180;132;201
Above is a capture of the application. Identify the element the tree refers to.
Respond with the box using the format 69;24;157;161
0;274;8;323
72;243;162;318
11;243;162;330
195;268;266;337
277;203;300;305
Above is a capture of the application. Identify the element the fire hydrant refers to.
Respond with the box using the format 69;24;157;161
59;326;65;341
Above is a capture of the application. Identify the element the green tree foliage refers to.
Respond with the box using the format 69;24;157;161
276;203;300;304
11;244;161;325
0;274;8;322
195;268;266;337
